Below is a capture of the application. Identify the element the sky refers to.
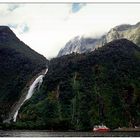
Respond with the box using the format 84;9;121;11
0;3;140;58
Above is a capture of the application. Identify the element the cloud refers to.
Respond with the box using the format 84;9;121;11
7;23;18;29
71;3;86;13
0;5;10;16
0;4;140;59
17;23;29;34
0;4;21;17
8;23;29;34
8;4;20;12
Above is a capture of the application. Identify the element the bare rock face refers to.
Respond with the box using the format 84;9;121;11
57;36;97;57
58;22;140;57
103;23;140;46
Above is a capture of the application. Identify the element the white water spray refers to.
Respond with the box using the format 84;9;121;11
13;68;48;122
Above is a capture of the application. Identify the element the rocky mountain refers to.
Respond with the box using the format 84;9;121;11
58;22;140;57
57;36;98;57
0;26;47;122
16;39;140;130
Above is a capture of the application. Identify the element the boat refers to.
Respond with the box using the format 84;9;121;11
93;124;110;132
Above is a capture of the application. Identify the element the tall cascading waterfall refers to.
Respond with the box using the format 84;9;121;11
13;68;48;122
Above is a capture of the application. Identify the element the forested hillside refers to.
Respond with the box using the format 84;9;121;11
16;39;140;130
0;26;47;122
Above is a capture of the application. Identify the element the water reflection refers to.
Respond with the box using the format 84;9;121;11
0;130;140;137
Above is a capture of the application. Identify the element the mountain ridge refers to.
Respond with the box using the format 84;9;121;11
0;26;48;122
58;22;140;57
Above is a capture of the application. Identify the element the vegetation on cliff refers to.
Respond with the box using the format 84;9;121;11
16;39;140;130
0;26;47;122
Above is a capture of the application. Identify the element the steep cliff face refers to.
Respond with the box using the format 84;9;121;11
57;36;97;57
17;39;140;130
58;22;140;57
100;22;140;47
0;26;47;121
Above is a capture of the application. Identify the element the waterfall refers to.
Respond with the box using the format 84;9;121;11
13;68;48;122
25;75;44;100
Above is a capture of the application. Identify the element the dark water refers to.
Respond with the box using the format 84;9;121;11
0;130;140;137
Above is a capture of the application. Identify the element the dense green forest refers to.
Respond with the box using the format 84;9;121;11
14;39;140;131
0;26;47;122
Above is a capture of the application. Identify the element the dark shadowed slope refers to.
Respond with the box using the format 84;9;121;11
0;26;48;121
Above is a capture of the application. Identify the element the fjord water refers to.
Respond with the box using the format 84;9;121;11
13;69;48;122
0;131;140;137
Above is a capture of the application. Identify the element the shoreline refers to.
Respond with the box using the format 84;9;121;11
113;127;140;132
0;129;140;132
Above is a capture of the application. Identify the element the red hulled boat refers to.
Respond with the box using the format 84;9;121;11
93;124;110;132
